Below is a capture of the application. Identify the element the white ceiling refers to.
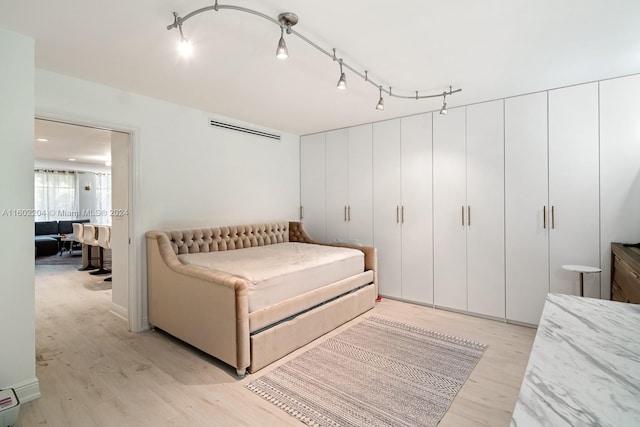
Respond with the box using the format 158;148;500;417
34;119;112;167
2;0;640;137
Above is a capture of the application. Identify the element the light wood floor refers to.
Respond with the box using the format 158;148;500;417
19;264;536;426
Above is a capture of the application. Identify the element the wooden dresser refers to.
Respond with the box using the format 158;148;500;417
611;243;640;304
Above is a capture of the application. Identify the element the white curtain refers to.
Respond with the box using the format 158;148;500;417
34;170;78;221
94;173;112;225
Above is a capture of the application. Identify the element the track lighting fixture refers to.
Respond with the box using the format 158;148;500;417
337;60;347;90
167;2;462;111
440;90;449;115
276;27;288;59
376;86;384;110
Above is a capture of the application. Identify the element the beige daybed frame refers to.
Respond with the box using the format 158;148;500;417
146;221;377;377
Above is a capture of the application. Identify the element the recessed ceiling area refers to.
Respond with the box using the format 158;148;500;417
35;119;111;167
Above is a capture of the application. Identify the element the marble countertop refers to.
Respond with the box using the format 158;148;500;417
511;293;640;427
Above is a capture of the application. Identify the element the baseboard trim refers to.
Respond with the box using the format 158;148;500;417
110;303;128;321
11;377;41;403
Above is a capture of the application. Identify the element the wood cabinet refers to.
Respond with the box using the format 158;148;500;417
611;243;640;304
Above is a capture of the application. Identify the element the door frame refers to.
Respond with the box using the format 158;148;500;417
34;113;141;332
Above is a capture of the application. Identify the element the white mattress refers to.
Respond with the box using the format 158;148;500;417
177;242;364;312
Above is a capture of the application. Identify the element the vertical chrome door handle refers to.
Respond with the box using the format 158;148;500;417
461;205;465;227
300;206;303;220
543;206;547;229
348;206;351;222
551;205;555;229
401;206;405;224
467;206;471;226
396;206;400;224
344;206;347;222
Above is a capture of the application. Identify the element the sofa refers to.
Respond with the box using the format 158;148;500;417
35;219;90;256
146;221;377;377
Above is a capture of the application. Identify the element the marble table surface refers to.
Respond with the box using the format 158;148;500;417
511;293;640;427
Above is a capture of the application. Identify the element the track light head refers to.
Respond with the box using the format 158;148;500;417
337;61;347;89
337;72;347;90
376;86;384;110
276;28;288;59
178;37;192;57
440;93;448;115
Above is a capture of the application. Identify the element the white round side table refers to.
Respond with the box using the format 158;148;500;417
561;265;602;297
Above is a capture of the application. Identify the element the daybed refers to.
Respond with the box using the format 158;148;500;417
146;221;377;377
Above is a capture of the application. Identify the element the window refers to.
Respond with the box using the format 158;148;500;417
34;170;78;221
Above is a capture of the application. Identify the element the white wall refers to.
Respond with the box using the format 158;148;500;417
0;29;40;402
34;69;301;328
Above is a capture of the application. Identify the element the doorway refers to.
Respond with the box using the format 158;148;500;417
34;118;134;329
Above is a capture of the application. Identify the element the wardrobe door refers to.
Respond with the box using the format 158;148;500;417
373;119;402;298
300;133;326;241
548;83;600;297
505;92;549;325
466;100;505;318
400;113;433;304
433;107;467;311
325;129;349;243
599;74;640;300
348;124;374;246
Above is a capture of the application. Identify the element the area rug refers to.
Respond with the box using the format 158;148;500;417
246;316;487;427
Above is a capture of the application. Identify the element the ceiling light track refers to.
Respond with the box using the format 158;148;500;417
167;1;462;110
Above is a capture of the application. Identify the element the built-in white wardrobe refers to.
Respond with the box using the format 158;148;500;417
300;74;640;326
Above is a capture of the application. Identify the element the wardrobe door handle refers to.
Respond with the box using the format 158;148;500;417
461;206;465;227
467;206;471;226
543;206;547;229
396;206;400;224
344;206;347;222
348;206;351;222
551;206;555;229
401;206;405;224
300;206;304;220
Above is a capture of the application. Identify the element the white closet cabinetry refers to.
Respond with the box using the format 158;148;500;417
373;115;433;302
548;83;600;297
400;114;434;304
466;100;505;318
505;84;600;325
433;102;505;317
302;126;373;246
433;107;467;311
505;92;550;325
325;126;374;246
300;133;326;241
373;119;402;298
599;74;640;300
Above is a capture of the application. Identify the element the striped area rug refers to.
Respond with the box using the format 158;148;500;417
246;316;487;427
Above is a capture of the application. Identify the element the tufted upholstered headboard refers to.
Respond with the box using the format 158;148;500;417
161;222;290;255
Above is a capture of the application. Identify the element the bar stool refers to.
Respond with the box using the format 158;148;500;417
79;224;99;271
89;225;111;276
97;225;112;282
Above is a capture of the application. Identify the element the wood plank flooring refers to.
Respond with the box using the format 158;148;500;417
18;264;536;426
